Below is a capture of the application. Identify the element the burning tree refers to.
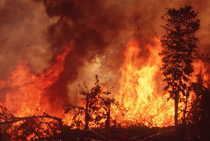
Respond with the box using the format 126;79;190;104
186;70;210;140
159;5;200;128
186;52;210;139
64;75;124;131
79;74;113;130
0;103;62;141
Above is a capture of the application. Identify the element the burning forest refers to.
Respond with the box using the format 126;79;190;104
0;0;210;140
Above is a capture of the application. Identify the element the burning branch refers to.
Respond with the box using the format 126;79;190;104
0;111;62;141
64;75;126;131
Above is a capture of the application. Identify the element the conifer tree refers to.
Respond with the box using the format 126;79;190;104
159;5;200;128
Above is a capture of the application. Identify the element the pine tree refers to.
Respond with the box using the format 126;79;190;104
159;5;200;128
186;70;210;139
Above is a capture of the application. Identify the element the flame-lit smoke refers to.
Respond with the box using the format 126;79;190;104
1;0;210;128
0;43;72;117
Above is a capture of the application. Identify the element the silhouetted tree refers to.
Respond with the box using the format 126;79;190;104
186;70;210;140
64;75;125;131
159;5;200;129
80;74;113;130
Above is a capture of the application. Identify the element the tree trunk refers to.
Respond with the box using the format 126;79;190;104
85;93;89;130
105;102;111;141
175;91;178;127
183;94;188;127
174;91;179;139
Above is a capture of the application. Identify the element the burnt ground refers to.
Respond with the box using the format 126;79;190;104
62;125;176;141
62;124;210;141
1;121;210;140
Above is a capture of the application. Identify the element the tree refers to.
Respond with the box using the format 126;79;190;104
159;5;200;128
186;70;210;140
64;75;125;131
79;74;113;130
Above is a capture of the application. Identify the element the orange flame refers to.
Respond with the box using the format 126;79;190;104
0;42;73;118
114;37;174;127
0;37;209;130
192;60;209;86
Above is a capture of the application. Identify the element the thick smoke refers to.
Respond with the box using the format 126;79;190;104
1;0;210;108
0;0;51;78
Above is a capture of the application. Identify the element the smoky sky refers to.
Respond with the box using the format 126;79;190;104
1;0;210;106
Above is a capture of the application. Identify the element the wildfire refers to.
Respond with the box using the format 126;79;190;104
192;60;209;86
0;42;73;118
114;37;174;127
0;37;208;133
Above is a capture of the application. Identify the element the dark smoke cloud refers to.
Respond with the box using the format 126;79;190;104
1;0;210;108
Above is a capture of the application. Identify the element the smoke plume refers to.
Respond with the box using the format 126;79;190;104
1;0;210;107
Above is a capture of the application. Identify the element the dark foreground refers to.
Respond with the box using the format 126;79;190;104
61;125;190;141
